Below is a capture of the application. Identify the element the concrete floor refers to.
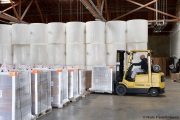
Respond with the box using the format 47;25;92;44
38;79;180;120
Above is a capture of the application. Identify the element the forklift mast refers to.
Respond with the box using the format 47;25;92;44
116;50;125;82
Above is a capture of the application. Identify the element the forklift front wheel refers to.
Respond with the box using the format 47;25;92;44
116;84;126;96
149;88;159;97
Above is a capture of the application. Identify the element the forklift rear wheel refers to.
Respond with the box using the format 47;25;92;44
116;85;126;96
149;88;159;97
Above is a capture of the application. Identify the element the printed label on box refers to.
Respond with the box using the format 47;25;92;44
0;90;2;98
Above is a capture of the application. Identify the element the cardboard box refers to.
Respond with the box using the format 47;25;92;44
85;70;92;89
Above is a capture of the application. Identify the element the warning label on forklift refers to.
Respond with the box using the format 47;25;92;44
143;115;179;119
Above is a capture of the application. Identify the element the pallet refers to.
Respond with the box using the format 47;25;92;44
52;101;70;108
69;96;82;102
81;91;91;98
36;108;52;118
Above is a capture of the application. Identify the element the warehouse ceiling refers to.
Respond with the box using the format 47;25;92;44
0;0;180;34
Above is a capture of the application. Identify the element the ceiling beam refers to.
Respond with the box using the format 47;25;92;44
21;0;33;20
105;0;110;20
34;0;45;23
10;0;20;20
127;0;180;21
148;19;180;23
0;13;27;23
113;0;157;20
18;0;22;17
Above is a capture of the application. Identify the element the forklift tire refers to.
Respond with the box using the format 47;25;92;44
116;84;126;96
149;88;159;97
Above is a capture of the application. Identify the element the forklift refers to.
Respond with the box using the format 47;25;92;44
115;50;165;97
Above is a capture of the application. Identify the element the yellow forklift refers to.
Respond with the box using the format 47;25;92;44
115;50;165;97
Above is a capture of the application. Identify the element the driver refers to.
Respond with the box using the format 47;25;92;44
131;55;148;79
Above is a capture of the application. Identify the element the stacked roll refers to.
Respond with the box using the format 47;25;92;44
47;22;66;67
0;24;12;65
86;21;106;70
106;21;126;69
29;23;47;66
66;22;85;67
126;19;148;64
12;24;30;66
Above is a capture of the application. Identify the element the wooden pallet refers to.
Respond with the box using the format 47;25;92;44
36;108;52;118
69;96;82;102
81;91;91;98
52;101;70;109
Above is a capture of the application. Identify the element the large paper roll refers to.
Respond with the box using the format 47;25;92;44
66;44;85;66
66;22;85;44
12;24;30;44
107;44;126;65
13;45;30;65
47;44;66;66
127;19;148;43
47;22;65;44
0;44;12;65
30;45;47;65
86;21;105;44
86;44;106;65
0;24;12;44
29;23;47;44
127;42;147;64
106;21;126;44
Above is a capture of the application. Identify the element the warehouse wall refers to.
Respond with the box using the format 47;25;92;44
170;1;180;64
148;35;170;57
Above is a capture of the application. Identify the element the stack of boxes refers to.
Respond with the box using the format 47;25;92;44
31;70;51;116
89;66;113;93
51;69;69;108
0;71;33;120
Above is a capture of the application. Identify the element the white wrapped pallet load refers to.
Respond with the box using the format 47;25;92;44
0;72;33;120
86;21;105;44
107;44;126;66
66;44;85;66
29;23;47;44
86;44;106;65
66;22;85;44
12;24;30;44
47;22;65;44
47;44;65;66
31;70;52;117
68;69;79;100
0;24;12;44
127;19;148;43
51;69;69;108
78;68;86;95
127;42;147;69
13;45;30;65
106;21;126;44
89;66;113;93
30;45;47;65
0;44;12;65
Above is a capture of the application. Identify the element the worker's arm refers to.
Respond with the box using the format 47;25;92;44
133;62;141;66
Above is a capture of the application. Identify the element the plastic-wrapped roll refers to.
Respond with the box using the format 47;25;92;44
0;44;12;65
66;22;85;44
106;21;126;44
12;24;30;44
107;44;126;66
127;19;148;43
30;45;47;65
13;45;30;65
47;22;65;44
47;44;65;66
29;23;47;44
0;24;12;44
86;21;105;44
66;44;85;66
127;42;147;64
86;44;106;65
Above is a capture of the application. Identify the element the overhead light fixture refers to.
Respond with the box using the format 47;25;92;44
0;0;11;4
153;19;167;33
